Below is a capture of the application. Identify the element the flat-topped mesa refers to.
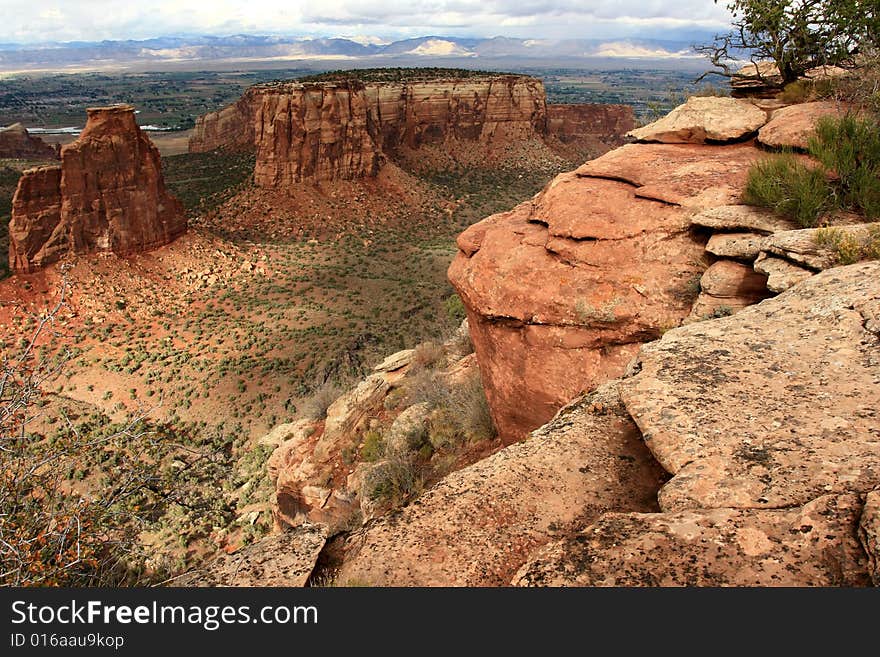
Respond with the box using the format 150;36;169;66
189;73;634;184
8;104;186;274
0;123;59;160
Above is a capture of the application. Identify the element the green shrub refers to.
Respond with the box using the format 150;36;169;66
443;294;466;323
360;430;385;462
743;153;835;227
363;452;423;505
815;225;880;264
809;114;880;219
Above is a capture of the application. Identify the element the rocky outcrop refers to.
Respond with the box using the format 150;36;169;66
690;204;798;233
8;105;186;274
332;262;880;587
449;141;767;440
514;494;870;586
174;523;327;587
338;384;666;586
0;123;59;160
620;262;880;512
862;491;880;585
188;89;260;153
758;101;845;150
508;263;880;586
190;74;635;184
627;96;767;144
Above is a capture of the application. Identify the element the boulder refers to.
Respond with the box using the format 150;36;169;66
758;101;846;150
627;97;767;145
385;402;430;453
753;253;814;292
449;168;706;439
619;262;880;511
705;232;767;260
686;260;769;320
173;524;327;587
337;384;666;586
513;494;870;586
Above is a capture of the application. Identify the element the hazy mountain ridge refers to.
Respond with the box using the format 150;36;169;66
0;34;715;72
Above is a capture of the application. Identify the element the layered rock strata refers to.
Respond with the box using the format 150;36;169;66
8;105;186;273
448;142;766;440
190;75;635;184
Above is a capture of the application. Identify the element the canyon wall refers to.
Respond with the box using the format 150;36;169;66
189;75;633;184
546;104;635;145
9;105;186;274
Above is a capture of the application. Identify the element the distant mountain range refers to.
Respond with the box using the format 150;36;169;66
0;34;720;73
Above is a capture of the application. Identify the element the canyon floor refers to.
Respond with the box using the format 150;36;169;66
0;146;571;572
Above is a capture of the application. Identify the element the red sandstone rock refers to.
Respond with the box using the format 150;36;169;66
448;167;707;440
8;105;186;273
254;83;383;185
190;75;634;184
0;123;59;160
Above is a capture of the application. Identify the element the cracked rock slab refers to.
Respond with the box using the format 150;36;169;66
690;205;798;234
575;142;761;208
764;223;874;271
173;524;327;587
627;96;767;145
336;384;666;586
619;262;880;511
513;494;870;586
754;252;814;292
705;232;767;260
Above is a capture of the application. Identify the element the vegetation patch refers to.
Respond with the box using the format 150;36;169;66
745;115;880;227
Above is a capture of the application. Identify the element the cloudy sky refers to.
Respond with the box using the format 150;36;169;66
2;1;733;44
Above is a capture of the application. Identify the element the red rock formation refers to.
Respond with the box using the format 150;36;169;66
0;123;59;160
449;142;764;440
188;89;261;153
8;105;186;274
190;75;634;184
254;82;383;186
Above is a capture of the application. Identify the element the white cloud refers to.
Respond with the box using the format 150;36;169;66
2;1;733;43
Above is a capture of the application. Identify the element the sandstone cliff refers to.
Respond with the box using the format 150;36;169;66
0;123;59;160
8;105;186;274
448;97;845;441
189;74;634;184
